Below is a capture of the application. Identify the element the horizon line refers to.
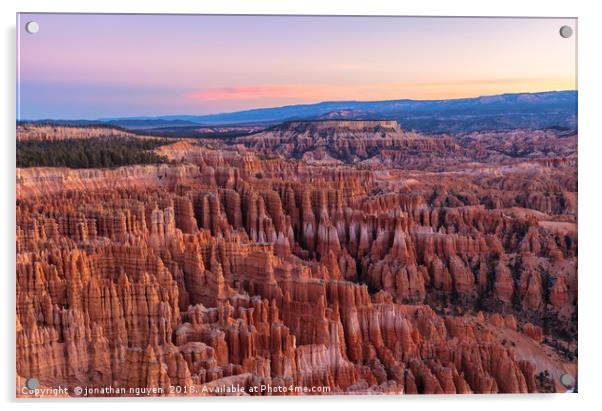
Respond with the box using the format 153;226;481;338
19;89;577;122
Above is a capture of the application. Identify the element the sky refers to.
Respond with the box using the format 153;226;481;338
17;14;577;120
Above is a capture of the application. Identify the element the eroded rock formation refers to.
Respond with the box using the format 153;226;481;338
16;122;577;396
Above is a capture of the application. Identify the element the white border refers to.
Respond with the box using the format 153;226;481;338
2;1;600;410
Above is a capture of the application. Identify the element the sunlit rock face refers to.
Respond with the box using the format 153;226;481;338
16;122;577;396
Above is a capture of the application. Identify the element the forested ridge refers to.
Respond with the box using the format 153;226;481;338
17;137;170;168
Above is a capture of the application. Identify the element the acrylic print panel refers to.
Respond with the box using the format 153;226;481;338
16;14;577;397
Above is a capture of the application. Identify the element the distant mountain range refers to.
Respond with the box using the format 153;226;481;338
27;90;578;134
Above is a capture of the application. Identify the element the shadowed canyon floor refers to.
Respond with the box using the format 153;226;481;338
16;121;577;396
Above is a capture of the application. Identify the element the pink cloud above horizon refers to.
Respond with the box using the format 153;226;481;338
184;77;575;104
185;85;313;101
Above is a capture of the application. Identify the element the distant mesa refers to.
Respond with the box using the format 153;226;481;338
247;120;410;139
236;119;446;164
91;90;577;134
272;120;403;133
